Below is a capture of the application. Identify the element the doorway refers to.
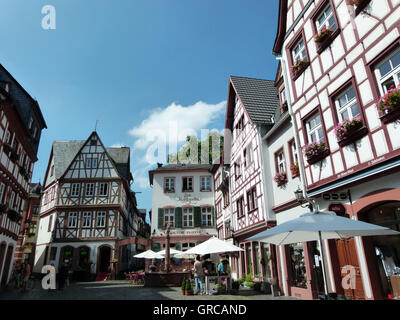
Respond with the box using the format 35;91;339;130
1;245;13;286
360;201;400;298
98;246;111;273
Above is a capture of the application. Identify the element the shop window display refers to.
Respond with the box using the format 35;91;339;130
289;243;307;288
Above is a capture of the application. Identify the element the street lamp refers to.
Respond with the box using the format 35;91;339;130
294;187;313;211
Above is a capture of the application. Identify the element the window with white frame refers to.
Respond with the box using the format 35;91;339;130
82;212;92;228
9;191;15;209
306;113;325;143
182;177;193;192
86;157;97;169
51;186;55;200
201;207;213;227
247;188;257;212
335;86;360;122
0;183;5;203
315;4;337;32
96;211;106;227
164;208;175;227
200;177;211;191
15;195;21;211
290;140;299;164
374;50;400;95
281;88;287;103
276;151;286;173
292;38;307;63
4;130;10;144
164;177;175;192
237;197;244;218
183;208;193;227
68;212;78;228
244;143;253;167
71;183;80;197
235;161;242;178
85;183;94;196
99;183;108;196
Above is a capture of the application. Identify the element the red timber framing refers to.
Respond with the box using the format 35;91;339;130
272;0;400;300
35;132;143;278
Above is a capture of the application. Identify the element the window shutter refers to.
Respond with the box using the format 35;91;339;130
194;207;201;227
211;207;215;226
175;207;182;228
158;208;164;229
152;242;161;252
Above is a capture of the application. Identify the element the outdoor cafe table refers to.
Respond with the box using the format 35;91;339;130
204;275;231;294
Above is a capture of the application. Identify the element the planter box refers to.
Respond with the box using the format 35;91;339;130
316;29;340;54
337;126;368;147
292;61;310;81
7;209;22;222
380;107;400;124
306;149;330;166
277;180;288;187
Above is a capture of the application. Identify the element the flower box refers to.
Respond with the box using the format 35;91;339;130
347;0;371;16
274;171;287;186
10;150;19;163
380;106;400;124
290;163;300;178
337;126;368;147
303;141;330;165
7;209;22;222
2;143;12;154
315;26;333;44
292;59;309;80
377;85;400;124
334;117;368;147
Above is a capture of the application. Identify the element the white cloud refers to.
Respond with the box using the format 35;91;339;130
111;143;125;148
128;100;226;151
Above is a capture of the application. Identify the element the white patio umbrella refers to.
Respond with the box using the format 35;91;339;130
158;248;184;257
246;210;400;297
180;236;244;255
133;250;164;259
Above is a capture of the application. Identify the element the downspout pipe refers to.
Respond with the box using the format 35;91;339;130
274;54;316;210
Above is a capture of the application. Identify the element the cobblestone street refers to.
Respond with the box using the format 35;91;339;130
0;280;298;300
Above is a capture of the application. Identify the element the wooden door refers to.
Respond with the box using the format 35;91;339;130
335;239;365;300
1;246;13;286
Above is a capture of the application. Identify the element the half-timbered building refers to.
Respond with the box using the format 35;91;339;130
273;0;400;299
34;131;146;280
149;163;216;269
0;64;46;289
225;76;279;281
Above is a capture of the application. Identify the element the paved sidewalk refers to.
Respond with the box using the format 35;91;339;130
0;280;298;300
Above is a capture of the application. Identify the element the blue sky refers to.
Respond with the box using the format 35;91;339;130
0;0;279;221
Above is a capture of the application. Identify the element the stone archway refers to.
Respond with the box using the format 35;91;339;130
97;245;112;273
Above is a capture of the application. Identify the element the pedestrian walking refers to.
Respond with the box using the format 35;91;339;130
21;262;31;293
193;255;205;295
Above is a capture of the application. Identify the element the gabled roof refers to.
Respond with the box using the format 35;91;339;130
48;134;132;183
229;76;279;125
272;0;288;55
52;140;85;180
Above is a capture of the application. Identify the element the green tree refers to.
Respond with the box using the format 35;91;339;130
168;131;223;164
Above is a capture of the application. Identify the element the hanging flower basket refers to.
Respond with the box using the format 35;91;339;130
274;171;288;186
292;59;309;79
378;85;400;124
0;203;7;214
290;162;300;177
346;0;371;15
334;117;368;147
7;209;22;222
303;141;330;165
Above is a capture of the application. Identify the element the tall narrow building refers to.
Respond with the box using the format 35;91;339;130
0;64;46;289
34;131;148;280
